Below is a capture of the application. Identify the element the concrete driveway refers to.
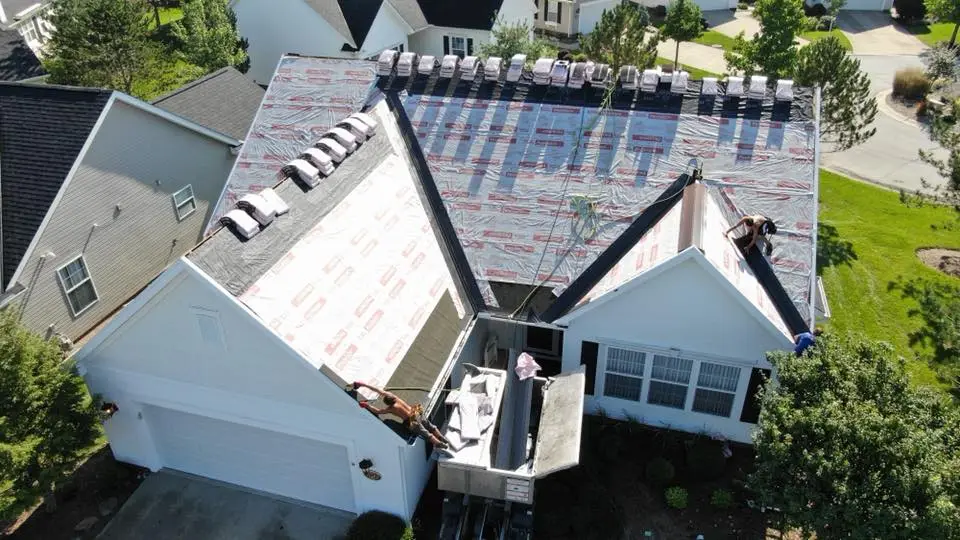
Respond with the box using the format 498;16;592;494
837;11;927;55
97;471;355;540
703;10;761;39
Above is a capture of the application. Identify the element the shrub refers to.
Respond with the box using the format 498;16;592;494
819;15;835;30
665;486;688;509
803;16;820;31
710;488;735;509
346;511;412;540
921;43;959;85
645;457;676;486
572;52;588;62
738;2;749;9
893;0;926;22
804;2;827;17
893;67;931;100
685;440;727;481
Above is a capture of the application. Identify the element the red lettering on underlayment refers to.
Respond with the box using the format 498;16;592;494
446;122;473;130
648;113;679;121
441;190;471;198
365;310;383;331
488;192;518;202
582;142;613;150
464;101;490;109
389;280;406;299
501;206;531;215
335;267;354;286
552;106;580;114
777;180;810;190
537;128;565;135
632;134;663;142
452;202;483;211
486;136;517;143
633;146;664;154
430;278;445;297
336;344;358;370
535;139;564;147
403;239;418;257
386;340;405;363
483;230;513;239
292;284;314;307
473;157;501;165
355;296;374;318
462;240;485;249
486;268;518;279
409;306;427;328
323;255;342;274
504;243;536;253
411;252;426;269
325;329;347;355
444;133;471;141
380;266;397;286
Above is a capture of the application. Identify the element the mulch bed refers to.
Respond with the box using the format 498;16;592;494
918;247;960;279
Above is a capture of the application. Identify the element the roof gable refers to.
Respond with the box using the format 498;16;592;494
0;28;43;81
337;0;384;49
151;67;265;141
0;83;111;288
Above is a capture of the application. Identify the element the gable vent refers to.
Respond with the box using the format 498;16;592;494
377;49;399;76
237;193;277;226
220;209;261;239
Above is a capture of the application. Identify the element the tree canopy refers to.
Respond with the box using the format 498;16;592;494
171;0;249;73
794;36;877;150
926;0;960;46
0;313;101;522
724;0;804;79
750;335;960;539
662;0;704;69
579;2;660;77
478;19;557;64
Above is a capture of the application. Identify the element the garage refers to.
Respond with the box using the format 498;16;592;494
144;406;357;513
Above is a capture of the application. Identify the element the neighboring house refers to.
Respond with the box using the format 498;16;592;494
0;27;43;81
0;82;241;344
75;54;823;519
152;66;266;141
232;0;535;85
0;0;53;57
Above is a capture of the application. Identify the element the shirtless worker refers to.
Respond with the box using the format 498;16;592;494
725;214;777;256
353;382;453;454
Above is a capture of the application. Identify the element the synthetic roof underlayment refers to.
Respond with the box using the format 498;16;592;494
206;57;378;231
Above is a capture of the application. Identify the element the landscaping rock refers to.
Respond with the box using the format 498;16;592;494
74;516;99;532
99;497;118;516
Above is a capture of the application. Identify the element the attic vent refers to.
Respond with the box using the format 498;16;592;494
590;63;610;85
396;52;419;77
324;127;358;153
726;76;745;97
259;188;289;215
533;57;554;85
337;117;373;140
285;158;321;187
620;65;638;90
316;138;348;162
701;77;719;96
748;75;767;99
301;147;336;175
418;55;438;76
670;71;689;94
507;54;526;82
550;60;570;87
377;49;398;76
485;56;503;81
639;68;658;92
460;56;481;81
776;79;794;101
350;112;377;134
220;209;261;239
440;55;460;78
568;62;586;89
237;193;277;226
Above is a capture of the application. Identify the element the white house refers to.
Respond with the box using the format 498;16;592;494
76;54;822;518
231;0;536;85
0;0;53;57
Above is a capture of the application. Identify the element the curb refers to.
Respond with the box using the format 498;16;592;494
875;89;923;129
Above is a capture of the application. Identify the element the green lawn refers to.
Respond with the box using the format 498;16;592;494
800;29;853;51
656;57;721;80
692;30;739;51
818;170;959;389
905;21;957;47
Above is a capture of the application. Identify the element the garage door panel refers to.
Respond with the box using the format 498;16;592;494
145;407;355;512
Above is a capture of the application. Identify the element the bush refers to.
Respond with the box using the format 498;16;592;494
685;440;727;481
572;52;588;62
645;458;676;486
893;67;932;100
819;15;835;30
804;2;827;17
665;486;688;509
921;42;959;85
803;16;820;31
710;488;735;509
346;511;412;540
738;2;749;9
893;0;926;22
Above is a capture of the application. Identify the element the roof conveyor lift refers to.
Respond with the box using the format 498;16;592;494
436;353;586;540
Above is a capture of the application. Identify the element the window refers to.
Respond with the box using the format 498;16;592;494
172;185;197;220
692;362;741;417
393;43;404;53
449;36;466;58
580;341;599;395
739;368;771;423
23;25;37;42
57;256;98;315
647;355;693;409
603;346;645;401
546;1;561;24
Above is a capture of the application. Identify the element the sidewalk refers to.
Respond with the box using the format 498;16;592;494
658;38;728;75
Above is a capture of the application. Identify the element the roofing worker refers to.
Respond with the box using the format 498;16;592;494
793;327;823;356
725;214;777;256
353;381;454;455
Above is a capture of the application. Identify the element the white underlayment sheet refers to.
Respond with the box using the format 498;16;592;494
402;95;817;322
239;155;464;398
208;57;377;233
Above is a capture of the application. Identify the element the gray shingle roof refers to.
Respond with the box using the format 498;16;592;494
151;67;264;141
0;28;43;81
0;83;111;288
387;0;427;30
1;0;44;23
303;0;356;48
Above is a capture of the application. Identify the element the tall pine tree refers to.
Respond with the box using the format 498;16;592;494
663;0;704;69
724;0;804;78
171;0;249;73
579;2;660;78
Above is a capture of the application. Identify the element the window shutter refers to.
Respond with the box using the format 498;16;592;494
544;0;549;19
580;341;599;395
557;2;562;24
739;368;772;423
467;38;474;56
443;35;450;55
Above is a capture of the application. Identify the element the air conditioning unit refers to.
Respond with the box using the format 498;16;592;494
639;69;658;93
315;138;347;163
670;71;689;94
440;55;460;78
507;54;526;83
259;188;289;215
701;77;719;96
619;65;638;90
550;60;570;87
485;56;503;81
237;193;277;226
220;209;261;239
776;79;794;101
350;112;378;134
533;57;554;85
460;56;481;81
377;50;399;76
285;158;321;188
324;127;358;153
748;75;767;100
301;148;336;176
567;62;586;89
337;117;373;140
396;52;419;77
726;76;744;97
418;55;438;76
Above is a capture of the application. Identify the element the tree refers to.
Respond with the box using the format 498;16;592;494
794;36;877;150
826;0;847;29
44;0;160;93
927;0;960;45
662;0;704;69
478;18;557;63
724;0;804;78
171;0;249;73
919;112;960;212
579;2;660;78
0;313;101;521
750;335;960;539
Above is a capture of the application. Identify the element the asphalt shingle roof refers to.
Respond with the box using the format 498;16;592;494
151;67;264;141
0;28;43;81
0;83;111;288
303;0;356;48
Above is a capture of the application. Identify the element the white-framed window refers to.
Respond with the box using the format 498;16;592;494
546;0;560;24
57;255;98;316
22;25;37;42
692;362;742;417
603;346;646;401
449;36;466;58
172;184;196;221
647;355;693;409
393;43;404;53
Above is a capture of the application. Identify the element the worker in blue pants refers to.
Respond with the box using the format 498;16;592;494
793;327;823;356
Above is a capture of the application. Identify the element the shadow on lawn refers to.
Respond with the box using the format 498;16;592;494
816;222;858;271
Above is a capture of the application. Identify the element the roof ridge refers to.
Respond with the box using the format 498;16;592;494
150;67;235;104
0;80;113;95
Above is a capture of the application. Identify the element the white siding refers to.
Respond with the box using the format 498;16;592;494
408;26;492;58
359;3;410;59
497;0;537;27
578;1;618;35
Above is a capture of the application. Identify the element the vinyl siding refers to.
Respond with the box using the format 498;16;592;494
14;100;234;340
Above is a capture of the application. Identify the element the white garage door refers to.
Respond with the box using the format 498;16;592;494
842;0;886;10
145;406;356;512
